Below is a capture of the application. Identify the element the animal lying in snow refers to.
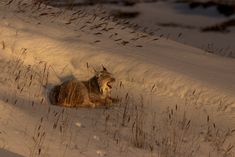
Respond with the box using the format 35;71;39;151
48;67;117;108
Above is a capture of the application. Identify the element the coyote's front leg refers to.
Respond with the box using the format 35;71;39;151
107;96;119;103
102;96;120;107
81;100;96;108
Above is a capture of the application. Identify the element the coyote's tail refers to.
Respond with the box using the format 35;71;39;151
48;85;60;105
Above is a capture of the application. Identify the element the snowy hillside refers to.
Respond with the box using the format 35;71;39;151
0;0;234;157
103;1;235;57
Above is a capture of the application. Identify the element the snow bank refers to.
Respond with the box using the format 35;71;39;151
0;4;235;111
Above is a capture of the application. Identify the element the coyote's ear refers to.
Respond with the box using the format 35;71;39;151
93;67;98;73
102;65;107;71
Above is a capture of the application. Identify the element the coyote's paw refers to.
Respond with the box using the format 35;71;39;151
110;97;119;103
106;97;119;104
105;98;113;105
88;102;96;108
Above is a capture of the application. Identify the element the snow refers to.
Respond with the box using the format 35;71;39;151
0;0;234;156
104;1;235;56
0;149;24;157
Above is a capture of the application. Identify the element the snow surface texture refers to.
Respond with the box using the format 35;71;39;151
104;1;235;57
0;0;234;157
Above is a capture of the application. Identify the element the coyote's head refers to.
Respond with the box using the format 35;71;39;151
95;66;115;96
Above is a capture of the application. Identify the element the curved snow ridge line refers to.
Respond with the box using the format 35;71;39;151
2;36;235;113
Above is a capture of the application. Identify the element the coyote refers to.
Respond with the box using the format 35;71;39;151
48;67;117;108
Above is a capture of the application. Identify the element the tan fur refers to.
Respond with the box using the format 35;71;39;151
48;67;117;108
